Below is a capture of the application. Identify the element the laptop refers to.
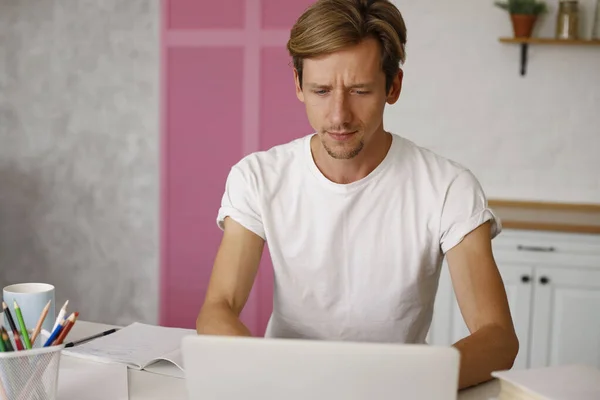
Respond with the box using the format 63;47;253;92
181;335;460;400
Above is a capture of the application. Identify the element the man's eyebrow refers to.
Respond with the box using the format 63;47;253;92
304;83;375;89
348;83;375;89
305;83;332;89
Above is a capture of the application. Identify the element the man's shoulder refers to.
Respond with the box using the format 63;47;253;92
232;134;310;175
394;134;469;179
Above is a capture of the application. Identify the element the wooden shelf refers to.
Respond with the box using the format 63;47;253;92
499;37;600;45
499;37;600;76
488;199;600;234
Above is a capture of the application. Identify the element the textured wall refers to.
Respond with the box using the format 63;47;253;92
385;0;600;204
0;0;159;325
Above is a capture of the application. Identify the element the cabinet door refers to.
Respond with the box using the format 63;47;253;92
449;262;534;370
530;267;600;369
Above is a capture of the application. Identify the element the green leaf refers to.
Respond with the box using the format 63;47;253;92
494;0;548;15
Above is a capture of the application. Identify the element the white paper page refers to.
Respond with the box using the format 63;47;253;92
58;356;128;400
144;361;185;379
144;348;185;378
62;322;195;369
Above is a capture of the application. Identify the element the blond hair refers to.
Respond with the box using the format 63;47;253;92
287;0;407;93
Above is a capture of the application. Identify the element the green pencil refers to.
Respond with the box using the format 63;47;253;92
0;327;5;352
0;327;13;352
13;301;32;349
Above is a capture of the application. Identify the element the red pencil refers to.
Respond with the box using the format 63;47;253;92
52;312;78;346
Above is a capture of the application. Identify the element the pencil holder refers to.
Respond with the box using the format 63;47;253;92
0;331;63;400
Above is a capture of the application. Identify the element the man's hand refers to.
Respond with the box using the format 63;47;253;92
445;221;519;389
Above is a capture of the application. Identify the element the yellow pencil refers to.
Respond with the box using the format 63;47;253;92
30;300;51;345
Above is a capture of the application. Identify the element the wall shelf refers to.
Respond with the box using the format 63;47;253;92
498;37;600;76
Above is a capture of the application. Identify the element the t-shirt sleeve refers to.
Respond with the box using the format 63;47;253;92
439;169;502;254
216;165;266;240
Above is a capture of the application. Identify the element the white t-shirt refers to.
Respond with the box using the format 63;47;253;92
217;133;501;344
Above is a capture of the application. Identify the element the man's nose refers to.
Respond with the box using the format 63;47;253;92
329;91;352;128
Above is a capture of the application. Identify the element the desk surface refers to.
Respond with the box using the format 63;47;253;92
66;320;500;400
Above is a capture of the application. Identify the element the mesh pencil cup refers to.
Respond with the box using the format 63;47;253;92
0;330;64;400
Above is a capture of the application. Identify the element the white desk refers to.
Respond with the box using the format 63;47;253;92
66;320;501;400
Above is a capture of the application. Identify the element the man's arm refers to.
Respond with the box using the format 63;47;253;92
445;221;519;389
196;216;265;336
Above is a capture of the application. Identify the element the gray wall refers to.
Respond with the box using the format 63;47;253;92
0;0;159;325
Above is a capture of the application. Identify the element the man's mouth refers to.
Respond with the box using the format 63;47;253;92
327;131;357;141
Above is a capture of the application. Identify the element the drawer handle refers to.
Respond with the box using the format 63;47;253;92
517;245;556;252
539;276;550;285
521;275;531;283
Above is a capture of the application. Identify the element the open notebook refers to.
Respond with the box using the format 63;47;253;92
492;364;600;400
61;322;196;379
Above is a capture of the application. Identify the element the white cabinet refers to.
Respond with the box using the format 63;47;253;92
428;229;600;371
529;267;600;368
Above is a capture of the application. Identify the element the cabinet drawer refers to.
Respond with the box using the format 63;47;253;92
492;228;600;256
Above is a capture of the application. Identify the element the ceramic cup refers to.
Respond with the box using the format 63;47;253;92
3;283;56;334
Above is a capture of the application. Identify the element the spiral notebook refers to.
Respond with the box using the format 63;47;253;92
61;322;196;379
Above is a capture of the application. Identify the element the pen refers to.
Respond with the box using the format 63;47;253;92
64;328;118;348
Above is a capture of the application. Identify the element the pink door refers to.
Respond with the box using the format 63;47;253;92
160;0;314;335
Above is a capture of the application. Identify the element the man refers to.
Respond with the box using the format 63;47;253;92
196;0;518;390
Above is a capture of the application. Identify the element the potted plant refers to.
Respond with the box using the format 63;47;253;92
495;0;548;38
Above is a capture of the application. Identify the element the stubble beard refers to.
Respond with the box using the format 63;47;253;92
320;132;364;160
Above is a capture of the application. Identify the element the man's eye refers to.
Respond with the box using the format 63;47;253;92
355;90;370;95
314;90;328;95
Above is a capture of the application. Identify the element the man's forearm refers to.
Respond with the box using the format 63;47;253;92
452;324;519;389
196;301;253;337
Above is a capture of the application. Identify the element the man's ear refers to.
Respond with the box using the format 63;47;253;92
293;68;305;103
386;69;403;105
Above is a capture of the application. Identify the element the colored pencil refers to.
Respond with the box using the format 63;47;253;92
0;327;13;352
13;301;31;350
64;328;118;348
1;302;23;351
52;312;78;346
52;300;68;332
43;318;66;347
29;300;51;346
0;327;5;353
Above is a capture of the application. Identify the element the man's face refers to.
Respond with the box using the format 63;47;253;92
294;37;401;160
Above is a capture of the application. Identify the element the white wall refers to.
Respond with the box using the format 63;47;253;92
385;0;600;204
0;0;159;325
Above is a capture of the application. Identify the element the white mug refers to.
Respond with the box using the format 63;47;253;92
3;283;56;334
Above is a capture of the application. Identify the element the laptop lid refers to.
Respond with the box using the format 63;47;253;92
182;335;460;400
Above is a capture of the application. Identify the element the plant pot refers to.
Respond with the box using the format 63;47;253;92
510;14;537;37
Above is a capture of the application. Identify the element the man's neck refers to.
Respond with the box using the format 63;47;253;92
311;130;393;184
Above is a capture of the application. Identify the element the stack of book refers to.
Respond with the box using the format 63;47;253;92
492;364;600;400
